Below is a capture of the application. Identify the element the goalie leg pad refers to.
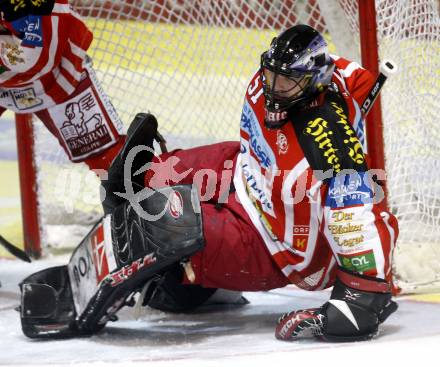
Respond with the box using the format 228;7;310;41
20;184;204;338
76;184;205;334
19;266;84;339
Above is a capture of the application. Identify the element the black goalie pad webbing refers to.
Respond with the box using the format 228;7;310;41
111;184;204;267
77;184;205;333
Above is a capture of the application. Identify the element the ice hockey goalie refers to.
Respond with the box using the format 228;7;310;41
19;25;399;342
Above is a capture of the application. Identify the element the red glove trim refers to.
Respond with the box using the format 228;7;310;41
337;268;391;293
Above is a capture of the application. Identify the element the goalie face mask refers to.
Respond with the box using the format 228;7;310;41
261;24;335;129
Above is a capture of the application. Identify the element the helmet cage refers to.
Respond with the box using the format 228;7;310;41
261;55;318;112
259;26;335;129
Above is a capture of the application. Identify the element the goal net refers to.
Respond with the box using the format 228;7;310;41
26;0;440;293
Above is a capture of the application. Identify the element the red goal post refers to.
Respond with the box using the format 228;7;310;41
14;0;440;293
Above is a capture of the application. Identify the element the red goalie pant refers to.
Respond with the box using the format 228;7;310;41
145;142;304;291
191;197;290;291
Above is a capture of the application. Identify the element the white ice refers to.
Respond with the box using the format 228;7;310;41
1;257;440;367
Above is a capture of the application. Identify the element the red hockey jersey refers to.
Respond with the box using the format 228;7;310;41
0;0;92;110
233;56;398;290
0;1;125;170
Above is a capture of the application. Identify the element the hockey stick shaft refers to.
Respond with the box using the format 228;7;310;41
0;234;32;262
360;60;397;117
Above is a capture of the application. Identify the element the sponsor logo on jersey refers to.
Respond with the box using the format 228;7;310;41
331;101;365;165
294;225;310;235
333;234;364;248
328;223;364;235
329;208;373;252
240;100;275;169
326;172;373;208
11;87;43;109
331;211;354;222
58;88;115;159
265;109;287;124
168;190;184;219
240;143;247;154
276;130;289;154
338;250;376;272
242;162;273;211
293;237;307;251
11;15;43;47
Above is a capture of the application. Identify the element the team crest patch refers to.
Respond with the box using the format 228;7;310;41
276;130;289;154
292;225;309;252
0;42;24;67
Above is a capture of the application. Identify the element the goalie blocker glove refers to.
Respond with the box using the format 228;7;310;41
275;267;398;342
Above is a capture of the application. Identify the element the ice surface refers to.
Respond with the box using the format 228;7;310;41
1;257;440;367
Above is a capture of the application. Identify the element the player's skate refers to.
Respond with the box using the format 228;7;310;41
275;268;398;342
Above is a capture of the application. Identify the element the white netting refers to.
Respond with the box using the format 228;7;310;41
32;0;440;292
331;0;440;293
35;0;334;250
375;0;440;292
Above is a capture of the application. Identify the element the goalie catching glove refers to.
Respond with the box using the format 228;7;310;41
275;268;398;342
101;112;161;214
